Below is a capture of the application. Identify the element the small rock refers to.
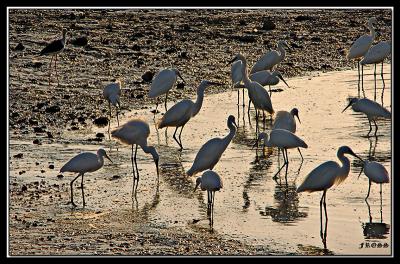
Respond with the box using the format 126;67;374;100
96;133;105;138
13;153;23;159
178;51;188;58
41;170;45;173
29;118;39;125
45;105;61;113
15;43;25;51
36;162;40;165
47;132;54;139
33;139;41;145
19;170;26;175
63;94;70;100
295;15;314;22
49;164;54;169
135;94;144;99
34;127;45;133
112;175;121;180
71;126;79;131
131;44;141;51
71;36;88;47
141;71;154;82
93;117;109;127
262;19;276;31
11;112;19;118
177;82;185;89
77;116;86;123
57;174;64;179
21;185;27;191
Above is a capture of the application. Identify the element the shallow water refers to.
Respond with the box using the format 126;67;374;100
9;64;392;255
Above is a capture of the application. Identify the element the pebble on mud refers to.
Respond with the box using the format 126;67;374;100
21;185;27;191
47;132;54;138
112;175;121;180
141;71;154;82
57;174;64;179
262;19;276;30
49;164;54;169
15;43;25;51
96;133;105;138
177;82;185;89
45;105;61;113
13;153;23;159
93;117;109;127
33;139;41;145
71;36;89;47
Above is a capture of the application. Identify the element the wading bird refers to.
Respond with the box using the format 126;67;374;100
360;41;391;101
194;170;223;227
254;129;308;178
148;68;185;113
358;160;389;201
158;80;222;151
187;115;237;176
231;59;245;106
342;97;391;137
250;40;290;74
347;17;378;95
40;28;68;86
103;79;121;129
272;108;304;160
297;146;363;249
111;119;159;195
60;148;112;207
229;54;274;129
250;70;290;97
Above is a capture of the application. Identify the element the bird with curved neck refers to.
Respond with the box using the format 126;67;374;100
297;146;363;249
250;40;290;74
103;79;122;130
111;119;159;195
187;115;237;176
158;80;223;151
40;28;68;86
229;53;274;126
250;70;290;97
60;148;112;207
347;17;378;95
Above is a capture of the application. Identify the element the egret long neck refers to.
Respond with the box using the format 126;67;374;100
240;57;251;87
97;154;105;168
192;85;207;117
368;21;376;40
337;152;351;180
278;43;286;62
140;143;152;154
222;121;237;147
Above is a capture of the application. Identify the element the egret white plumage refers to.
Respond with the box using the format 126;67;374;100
158;80;222;150
230;60;245;106
250;40;290;74
194;170;223;227
272;108;304;160
60;148;112;207
103;79;121;128
342;97;391;136
148;68;185;113
297;146;363;248
360;41;391;101
40;28;67;86
111;119;159;194
358;160;389;200
254;129;308;178
347;17;378;94
229;54;274;128
187;115;237;176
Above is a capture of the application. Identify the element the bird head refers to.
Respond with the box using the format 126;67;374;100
193;177;202;192
342;98;359;113
278;40;291;51
228;53;245;65
97;148;113;163
339;146;363;161
291;108;301;124
149;146;159;177
227;115;238;129
369;17;378;25
172;68;185;83
274;71;290;88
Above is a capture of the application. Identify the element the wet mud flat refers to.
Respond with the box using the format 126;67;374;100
9;63;392;255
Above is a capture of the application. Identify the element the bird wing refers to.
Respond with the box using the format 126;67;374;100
103;83;121;105
297;161;340;193
149;69;177;98
251;81;274;114
347;35;373;59
364;161;390;183
188;138;224;175
270;129;307;149
202;171;223;191
111;119;150;145
355;99;391;119
250;51;279;73
272;111;296;133
231;60;243;85
158;100;193;128
249;71;271;86
40;39;64;56
60;152;100;173
362;42;391;64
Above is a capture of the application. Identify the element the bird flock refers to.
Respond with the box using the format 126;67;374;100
42;15;391;249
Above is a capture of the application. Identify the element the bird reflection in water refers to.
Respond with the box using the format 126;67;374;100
362;199;390;239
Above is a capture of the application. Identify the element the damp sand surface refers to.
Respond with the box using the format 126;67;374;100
9;64;392;255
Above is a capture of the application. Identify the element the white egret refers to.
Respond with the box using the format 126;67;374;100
254;129;308;178
360;41;391;101
158;80;222;151
272;108;304;160
194;170;223;227
358;160;389;200
148;68;185;113
187;115;237;176
342;97;391;136
347;17;378;94
250;70;290;97
250;40;290;74
60;148;112;207
229;54;274;127
230;60;245;106
297;146;363;249
40;28;67;86
103;79;121;128
111;119;159;194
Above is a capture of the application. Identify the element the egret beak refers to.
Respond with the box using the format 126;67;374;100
155;159;159;177
194;181;200;192
295;113;301;124
177;73;185;83
105;153;113;163
278;73;290;88
349;151;363;162
342;101;352;113
233;119;238;129
357;166;364;179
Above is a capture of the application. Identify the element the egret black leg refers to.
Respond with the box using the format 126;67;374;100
172;126;180;149
320;191;324;241
81;173;86;207
269;85;272;97
365;199;372;223
380;183;383;222
262;111;266;130
237;89;240;106
297;147;304;161
373;119;378;136
367;119;372;137
131;144;136;196
323;190;328;248
108;102;112;134
70;173;81;207
134;144;139;191
164;92;168;111
361;65;366;98
247;99;251;118
374;63;377;101
48;55;54;85
116;106;120;126
55;54;59;86
154;101;159;117
381;62;385;107
285;148;289;165
242;88;245;107
357;61;360;97
365;179;371;200
178;125;185;151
